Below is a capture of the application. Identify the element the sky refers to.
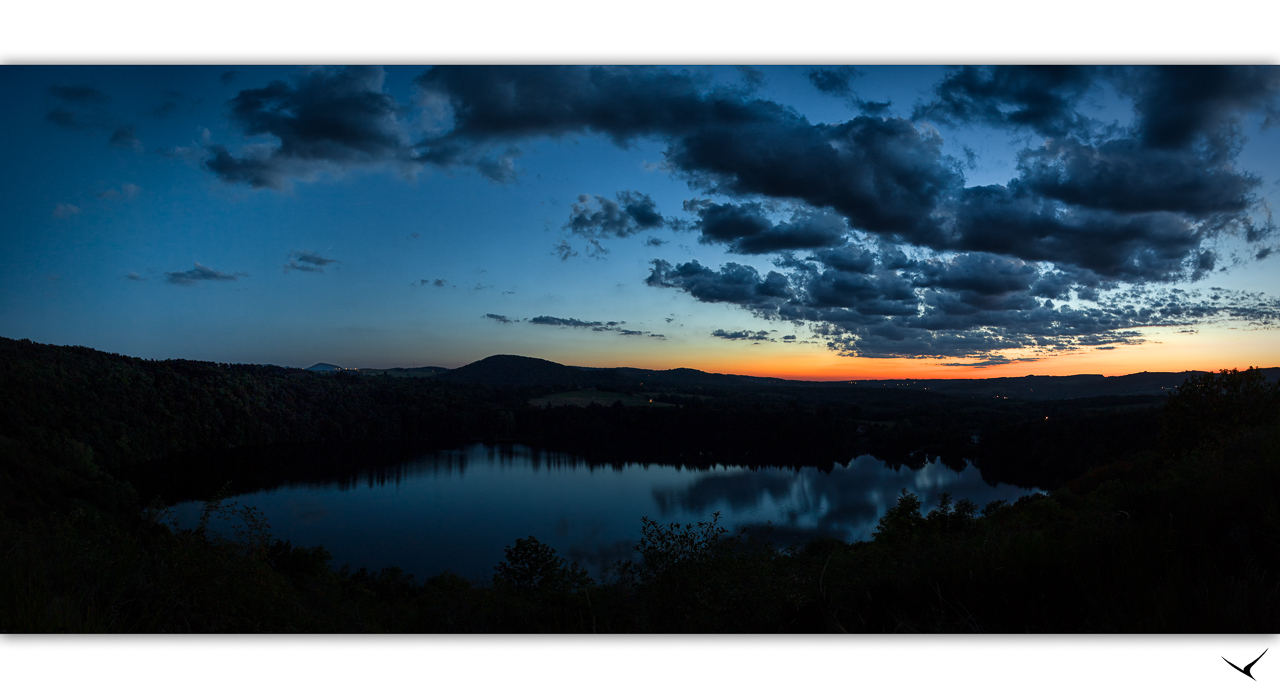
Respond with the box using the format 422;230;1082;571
3;64;1280;379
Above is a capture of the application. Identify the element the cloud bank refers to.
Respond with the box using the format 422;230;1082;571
203;65;1280;359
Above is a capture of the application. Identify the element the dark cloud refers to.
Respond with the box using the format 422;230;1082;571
183;65;1280;360
284;249;339;273
711;329;775;342
195;65;1271;301
913;66;1101;138
45;108;85;128
665;113;961;241
646;253;1280;359
484;313;515;323
807;67;889;116
186;66;1276;289
552;239;578;261
646;259;791;311
109;125;142;150
220;70;240;85
1014;138;1261;219
941;356;1020;367
737;66;766;90
529;316;609;328
510;315;664;339
807;67;862;98
942;184;1209;283
49;84;111;105
46;84;117;135
164;263;247;286
205;66;413;189
413;66;962;240
644;236;667;247
125;272;145;282
565;191;672;239
1120;66;1280;151
694;202;846;254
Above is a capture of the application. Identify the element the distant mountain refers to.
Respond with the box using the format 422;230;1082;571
427;353;1280;401
612;366;798;388
306;363;343;372
434;355;630;388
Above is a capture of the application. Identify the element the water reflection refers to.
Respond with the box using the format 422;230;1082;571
168;444;1036;582
653;455;1032;547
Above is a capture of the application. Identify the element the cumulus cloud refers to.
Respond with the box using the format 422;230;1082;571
284;249;339;273
692;202;847;254
412;66;962;242
191;65;1280;360
913;66;1101;138
411;66;1274;280
493;314;665;339
1120;66;1280;150
164;263;247;286
529;315;612;328
806;66;890;115
552;239;578;261
646;251;1280;359
711;329;775;342
205;66;415;189
565;191;673;239
484;313;515;323
807;67;863;98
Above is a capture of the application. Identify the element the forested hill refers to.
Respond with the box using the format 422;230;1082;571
0;337;507;517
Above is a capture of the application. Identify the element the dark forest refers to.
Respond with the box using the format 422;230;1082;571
2;336;1278;632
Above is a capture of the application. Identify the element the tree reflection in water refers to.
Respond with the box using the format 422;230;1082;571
164;444;1037;581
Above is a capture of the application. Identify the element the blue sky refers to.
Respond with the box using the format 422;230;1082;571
3;64;1280;378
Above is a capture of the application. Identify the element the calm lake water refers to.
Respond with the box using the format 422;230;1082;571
171;443;1037;582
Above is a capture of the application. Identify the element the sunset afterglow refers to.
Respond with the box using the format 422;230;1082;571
3;65;1279;379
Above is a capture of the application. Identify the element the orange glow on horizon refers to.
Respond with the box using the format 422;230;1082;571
562;325;1280;381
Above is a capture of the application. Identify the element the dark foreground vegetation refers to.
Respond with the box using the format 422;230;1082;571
1;337;1278;632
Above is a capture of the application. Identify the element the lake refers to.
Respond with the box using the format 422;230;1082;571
168;443;1038;582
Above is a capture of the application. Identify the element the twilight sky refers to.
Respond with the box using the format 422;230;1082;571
3;64;1280;379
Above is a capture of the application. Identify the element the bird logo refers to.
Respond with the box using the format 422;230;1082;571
1223;648;1267;680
